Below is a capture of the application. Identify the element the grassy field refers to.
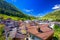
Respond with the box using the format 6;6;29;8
0;14;35;21
0;14;21;21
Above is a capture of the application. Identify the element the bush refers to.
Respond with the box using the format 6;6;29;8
54;24;60;40
0;24;5;40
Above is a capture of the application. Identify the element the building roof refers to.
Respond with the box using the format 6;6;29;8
27;24;54;40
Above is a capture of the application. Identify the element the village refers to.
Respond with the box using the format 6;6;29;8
1;0;60;40
0;17;60;40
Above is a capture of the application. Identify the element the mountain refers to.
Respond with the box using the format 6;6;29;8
0;0;35;20
41;10;60;21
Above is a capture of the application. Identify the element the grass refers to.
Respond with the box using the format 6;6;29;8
0;14;22;21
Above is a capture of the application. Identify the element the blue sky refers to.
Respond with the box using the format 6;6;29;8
6;0;60;17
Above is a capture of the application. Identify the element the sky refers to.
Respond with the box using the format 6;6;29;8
6;0;60;17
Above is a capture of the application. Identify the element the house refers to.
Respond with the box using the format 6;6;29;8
12;21;27;40
27;24;54;40
4;20;54;40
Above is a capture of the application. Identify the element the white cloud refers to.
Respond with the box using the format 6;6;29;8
36;13;43;17
52;4;60;9
28;14;32;16
24;9;33;12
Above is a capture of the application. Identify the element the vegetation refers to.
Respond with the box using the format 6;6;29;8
0;14;21;21
39;10;60;21
0;24;12;40
0;0;60;40
0;0;35;20
0;24;5;40
0;0;36;40
53;24;60;40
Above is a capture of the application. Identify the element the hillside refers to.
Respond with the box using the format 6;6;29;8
0;14;21;20
41;10;60;21
0;0;35;20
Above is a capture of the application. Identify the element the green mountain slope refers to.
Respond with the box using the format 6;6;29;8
41;10;60;21
0;14;21;20
0;0;35;20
